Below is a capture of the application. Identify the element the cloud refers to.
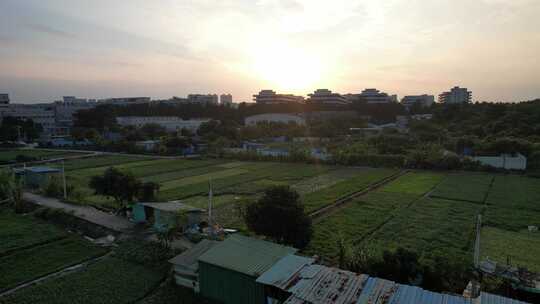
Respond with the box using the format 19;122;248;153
24;23;75;39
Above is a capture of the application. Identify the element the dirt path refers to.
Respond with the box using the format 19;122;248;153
23;192;134;233
309;169;409;223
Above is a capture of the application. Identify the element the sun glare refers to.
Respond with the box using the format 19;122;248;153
251;44;324;92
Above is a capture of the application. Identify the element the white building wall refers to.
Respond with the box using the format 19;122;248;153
116;116;211;132
472;154;527;170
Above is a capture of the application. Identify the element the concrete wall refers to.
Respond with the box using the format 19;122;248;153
473;154;527;170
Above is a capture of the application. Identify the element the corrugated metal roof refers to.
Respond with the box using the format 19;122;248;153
285;264;369;304
197;234;297;277
388;284;472;304
356;277;397;304
478;292;529;304
25;166;61;173
169;239;219;271
256;254;315;290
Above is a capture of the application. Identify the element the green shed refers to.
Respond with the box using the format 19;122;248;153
198;234;297;304
132;201;205;232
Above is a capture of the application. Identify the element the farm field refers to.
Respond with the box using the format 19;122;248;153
0;149;87;164
486;175;540;211
381;171;445;195
481;227;540;273
429;173;493;203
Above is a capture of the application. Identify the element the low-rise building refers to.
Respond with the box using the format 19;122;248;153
132;201;205;232
306;89;350;105
220;94;233;106
439;86;472;104
54;96;97;136
401;94;435;108
0;103;57;134
0;94;9;107
348;88;398;104
245;113;305;126
100;97;151;106
135;140;161;151
116;116;211;133
472;153;527;170
187;94;219;105
253;90;305;104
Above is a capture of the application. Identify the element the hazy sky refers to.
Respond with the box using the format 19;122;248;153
1;0;539;103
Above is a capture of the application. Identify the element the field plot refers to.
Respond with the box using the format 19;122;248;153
0;237;107;291
430;173;493;203
484;206;540;232
0;209;67;255
365;197;480;263
305;191;418;262
486;175;540;211
381;171;445;196
57;155;143;171
0;257;165;304
301;168;397;213
481;227;540;273
0;149;85;164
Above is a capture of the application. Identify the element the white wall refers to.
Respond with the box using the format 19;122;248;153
473;154;527;170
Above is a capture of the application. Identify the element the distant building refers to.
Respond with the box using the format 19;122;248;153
54;96;97;136
253;90;304;104
245;113;306;126
439;86;472;104
352;89;398;104
306;89;350;105
187;94;219;105
100;97;151;106
135;140;161;152
220;94;233;106
0;94;9;105
0;103;57;134
401;94;434;108
116;116;211;133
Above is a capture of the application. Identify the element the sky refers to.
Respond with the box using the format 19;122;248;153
1;0;539;103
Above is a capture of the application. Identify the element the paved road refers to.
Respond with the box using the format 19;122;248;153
23;192;134;233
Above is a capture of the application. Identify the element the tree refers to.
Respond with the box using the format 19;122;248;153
89;167;141;213
140;123;167;139
0;171;24;213
244;186;312;249
138;182;160;202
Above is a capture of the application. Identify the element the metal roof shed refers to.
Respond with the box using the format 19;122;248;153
198;234;297;304
15;166;61;189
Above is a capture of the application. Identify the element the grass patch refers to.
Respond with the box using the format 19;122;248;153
0;237;107;291
430;173;493;203
481;226;540;273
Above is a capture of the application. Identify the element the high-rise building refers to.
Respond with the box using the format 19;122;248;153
401;95;435;108
187;94;219;105
307;89;350;105
220;94;233;105
253;90;304;104
439;86;472;104
347;89;398;104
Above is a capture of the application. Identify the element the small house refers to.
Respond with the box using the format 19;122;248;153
135;140;161;152
13;166;61;189
132;201;205;232
198;234;297;304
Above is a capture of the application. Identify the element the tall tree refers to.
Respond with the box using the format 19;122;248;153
89;167;141;213
245;186;312;249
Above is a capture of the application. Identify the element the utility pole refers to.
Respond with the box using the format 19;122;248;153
62;160;67;200
208;179;213;237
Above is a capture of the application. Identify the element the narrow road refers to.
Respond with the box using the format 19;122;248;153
23;192;134;233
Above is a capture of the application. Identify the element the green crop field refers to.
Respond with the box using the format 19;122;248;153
0;209;68;255
57;155;144;171
481;227;540;272
0;237;107;291
486;175;540;211
381;171;445;196
430;173;493;203
0;149;86;164
0;257;166;304
305;191;418;262
301;169;397;213
365;198;480;263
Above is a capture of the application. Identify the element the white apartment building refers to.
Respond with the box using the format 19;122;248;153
100;97;151;106
187;94;219;105
401;95;435;108
439;87;472;104
54;96;97;135
220;94;233;106
0;103;57;134
350;89;398;104
0;94;9;105
253;90;305;104
116;116;211;132
307;89;350;105
245;113;306;126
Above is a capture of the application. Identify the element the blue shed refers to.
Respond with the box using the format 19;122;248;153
132;201;205;232
13;166;61;189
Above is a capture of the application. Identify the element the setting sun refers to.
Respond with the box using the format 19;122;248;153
251;43;324;93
